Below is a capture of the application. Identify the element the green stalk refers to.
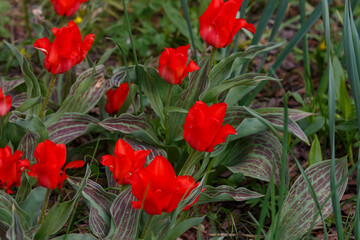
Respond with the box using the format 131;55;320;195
122;0;143;112
39;74;56;118
165;85;174;145
38;189;51;224
22;0;33;40
179;149;197;176
140;214;154;239
180;0;199;64
209;47;216;73
202;153;212;185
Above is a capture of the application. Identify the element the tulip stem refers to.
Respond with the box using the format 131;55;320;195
140;214;154;239
209;47;216;71
38;188;51;224
164;85;173;145
180;149;197;176
39;74;56;118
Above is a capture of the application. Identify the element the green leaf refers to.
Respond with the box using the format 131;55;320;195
308;135;322;166
81;179;116;239
225;132;287;187
3;41;41;114
107;188;139;240
51;234;97;240
166;216;205;240
196;185;263;204
0;77;24;94
6;207;27;240
15;96;42;113
19;187;47;226
274;157;348;240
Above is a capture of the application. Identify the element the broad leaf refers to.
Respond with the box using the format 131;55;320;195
196;185;264;204
82;179;116;239
51;234;97;240
274;157;348;240
166;216;205;240
19;187;47;226
17;130;39;165
107;188;139;240
0;77;24;94
225;132;286;187
6;207;27;240
125;138;167;163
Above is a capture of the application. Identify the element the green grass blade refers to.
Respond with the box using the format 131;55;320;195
233;0;249;53
180;0;199;64
321;0;344;238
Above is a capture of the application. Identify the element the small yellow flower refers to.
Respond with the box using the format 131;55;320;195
74;16;83;25
319;41;326;50
20;48;30;58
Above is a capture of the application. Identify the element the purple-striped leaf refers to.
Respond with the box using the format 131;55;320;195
47;113;98;144
82;179;116;239
275;157;348;240
0;78;24;94
0;192;31;230
65;65;112;113
227;132;286;187
125;138;167;163
17;130;39;165
100;113;160;145
111;66;137;86
6;208;25;240
197;185;263;204
107;188;139;240
255;108;313;121
11;93;27;109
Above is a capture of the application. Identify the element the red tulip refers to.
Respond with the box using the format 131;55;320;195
27;140;84;190
0;87;12;117
101;139;150;185
50;0;88;17
0;146;30;194
158;44;199;85
105;83;130;115
34;21;95;75
131;156;200;215
199;0;256;48
183;101;237;152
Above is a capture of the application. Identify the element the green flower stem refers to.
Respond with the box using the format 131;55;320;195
38;188;52;224
39;74;56;118
22;0;33;40
140;214;154;239
203;153;213;185
164;85;174;145
179;149;197;176
209;47;216;72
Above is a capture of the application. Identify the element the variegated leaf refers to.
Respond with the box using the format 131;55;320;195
17;130;39;165
125;138;167;163
196;185;264;204
65;65;112;113
0;78;24;94
51;234;97;240
99;113;160;145
0;220;9;239
82;179;116;239
11;93;27;109
254;108;313;121
111;66;136;86
275;157;348;240
107;188;139;240
226;132;286;187
47;113;98;144
6;207;26;240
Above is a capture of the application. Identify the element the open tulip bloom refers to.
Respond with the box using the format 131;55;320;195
34;21;95;75
199;0;256;48
0;146;30;194
101;139;150;185
0;87;11;117
51;0;88;17
130;156;201;215
27;140;84;190
158;44;199;85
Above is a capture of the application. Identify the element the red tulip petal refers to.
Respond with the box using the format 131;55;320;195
206;123;237;152
143;156;176;191
34;37;51;56
244;23;256;34
0;95;12;117
64;160;84;170
80;33;95;62
27;165;60;190
176;44;190;56
101;154;115;171
182;60;200;80
133;150;151;170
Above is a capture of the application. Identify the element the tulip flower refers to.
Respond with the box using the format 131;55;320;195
183;101;237;152
101;139;150;185
0;146;30;194
105;83;130;115
27;140;84;190
0;87;12;117
34;21;95;75
51;0;88;17
199;0;256;48
158;44;199;85
131;156;200;215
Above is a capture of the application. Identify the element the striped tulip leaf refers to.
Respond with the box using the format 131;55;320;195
82;179;116;239
47;113;98;144
125;138;167;163
65;65;112;113
196;185;263;204
100;113;160;145
274;157;348;240
6;208;26;240
0;77;24;94
226;132;286;187
111;66;137;86
17;130;39;165
11;93;27;109
51;234;97;240
107;188;139;240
